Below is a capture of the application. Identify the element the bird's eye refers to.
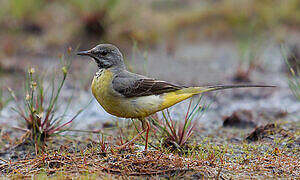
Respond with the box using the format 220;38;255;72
100;50;108;56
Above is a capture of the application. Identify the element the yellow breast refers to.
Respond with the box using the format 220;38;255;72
91;69;120;116
91;69;164;118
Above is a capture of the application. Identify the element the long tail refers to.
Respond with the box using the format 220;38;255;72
160;84;275;110
181;84;276;94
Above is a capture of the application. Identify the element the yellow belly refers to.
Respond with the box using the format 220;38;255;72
91;69;198;118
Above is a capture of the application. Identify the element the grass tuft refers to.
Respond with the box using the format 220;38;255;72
151;96;207;151
281;45;300;100
9;49;84;151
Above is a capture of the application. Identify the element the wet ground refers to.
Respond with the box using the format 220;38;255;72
0;36;300;131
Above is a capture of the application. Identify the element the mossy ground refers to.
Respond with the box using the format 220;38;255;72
0;119;299;179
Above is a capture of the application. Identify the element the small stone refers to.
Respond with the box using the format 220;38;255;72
246;123;276;142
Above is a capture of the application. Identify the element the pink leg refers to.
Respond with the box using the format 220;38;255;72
144;121;150;151
116;128;146;150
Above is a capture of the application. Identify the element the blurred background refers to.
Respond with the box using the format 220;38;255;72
0;0;299;129
0;0;299;56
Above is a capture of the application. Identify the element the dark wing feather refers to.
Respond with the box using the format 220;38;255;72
112;72;183;97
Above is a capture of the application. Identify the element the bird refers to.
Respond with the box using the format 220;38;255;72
77;44;274;150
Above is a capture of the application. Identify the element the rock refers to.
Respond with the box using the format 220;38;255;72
232;67;252;83
223;110;256;128
245;123;294;142
246;123;276;141
102;121;116;128
22;21;43;35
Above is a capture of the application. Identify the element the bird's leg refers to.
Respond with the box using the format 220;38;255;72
141;118;150;151
116;125;146;150
116;118;150;150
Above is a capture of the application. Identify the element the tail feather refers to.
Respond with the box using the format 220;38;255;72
161;84;275;111
182;84;276;94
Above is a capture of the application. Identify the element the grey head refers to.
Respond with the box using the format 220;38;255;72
77;44;125;69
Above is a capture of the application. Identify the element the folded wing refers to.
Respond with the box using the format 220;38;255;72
112;71;183;97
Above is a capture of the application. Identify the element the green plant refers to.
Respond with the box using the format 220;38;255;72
281;45;300;100
68;0;119;13
10;51;83;149
10;0;45;20
129;40;149;74
151;95;207;150
0;0;46;23
0;87;11;114
233;37;265;82
287;68;300;100
97;133;108;154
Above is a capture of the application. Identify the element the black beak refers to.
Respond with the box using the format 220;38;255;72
77;50;92;56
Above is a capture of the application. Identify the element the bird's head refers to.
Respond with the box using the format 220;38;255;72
77;44;125;69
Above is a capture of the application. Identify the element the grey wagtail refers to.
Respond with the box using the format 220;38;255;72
77;44;274;150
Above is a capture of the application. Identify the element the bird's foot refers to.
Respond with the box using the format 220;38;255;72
115;128;146;150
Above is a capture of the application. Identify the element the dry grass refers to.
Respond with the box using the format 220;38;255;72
0;121;299;179
0;143;298;178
